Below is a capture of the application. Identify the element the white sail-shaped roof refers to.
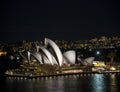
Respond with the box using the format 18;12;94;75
51;55;59;65
32;52;43;64
43;55;51;64
28;51;43;64
84;57;95;66
63;50;76;64
27;51;31;62
45;38;63;66
36;45;40;52
36;46;54;65
43;55;58;65
78;57;95;66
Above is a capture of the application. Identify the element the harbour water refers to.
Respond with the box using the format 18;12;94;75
1;74;120;92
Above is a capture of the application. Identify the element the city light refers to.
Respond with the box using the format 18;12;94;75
0;51;7;56
96;51;100;55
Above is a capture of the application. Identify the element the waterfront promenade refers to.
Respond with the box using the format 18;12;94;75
5;70;120;79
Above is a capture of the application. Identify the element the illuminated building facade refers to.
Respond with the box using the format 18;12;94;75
20;38;76;67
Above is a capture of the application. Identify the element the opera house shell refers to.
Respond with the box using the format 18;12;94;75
20;38;76;67
63;50;76;64
77;57;95;66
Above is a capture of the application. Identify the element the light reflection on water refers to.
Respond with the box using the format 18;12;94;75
4;74;120;92
91;74;106;92
110;74;119;92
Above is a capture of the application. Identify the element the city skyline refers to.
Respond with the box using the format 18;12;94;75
1;0;120;43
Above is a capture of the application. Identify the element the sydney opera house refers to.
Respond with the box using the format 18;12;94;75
20;38;77;67
5;38;95;76
20;38;95;67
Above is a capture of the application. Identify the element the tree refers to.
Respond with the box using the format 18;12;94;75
107;51;116;64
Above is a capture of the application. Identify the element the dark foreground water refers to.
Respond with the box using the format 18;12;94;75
1;74;120;92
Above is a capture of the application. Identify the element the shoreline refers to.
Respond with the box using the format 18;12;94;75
5;70;120;79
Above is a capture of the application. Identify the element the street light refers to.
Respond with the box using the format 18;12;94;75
96;51;100;55
96;51;101;61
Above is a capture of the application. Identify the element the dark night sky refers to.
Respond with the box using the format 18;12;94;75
0;0;120;43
